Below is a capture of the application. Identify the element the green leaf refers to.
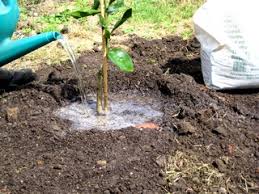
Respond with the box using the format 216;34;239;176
108;48;134;72
111;8;132;33
107;0;124;14
55;9;72;18
92;0;100;10
70;9;100;19
105;29;111;39
99;16;108;28
109;0;116;6
99;16;111;39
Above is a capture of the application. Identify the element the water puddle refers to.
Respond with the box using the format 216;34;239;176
55;94;163;131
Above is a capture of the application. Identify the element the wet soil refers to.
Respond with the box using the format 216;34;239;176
0;36;258;194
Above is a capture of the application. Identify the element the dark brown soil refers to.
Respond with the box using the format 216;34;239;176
0;35;258;194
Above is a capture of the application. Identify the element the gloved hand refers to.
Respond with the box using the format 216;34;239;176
0;68;37;89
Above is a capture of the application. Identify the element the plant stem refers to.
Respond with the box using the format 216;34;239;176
96;70;103;115
100;0;109;113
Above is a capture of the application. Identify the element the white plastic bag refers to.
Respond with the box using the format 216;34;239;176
193;0;259;89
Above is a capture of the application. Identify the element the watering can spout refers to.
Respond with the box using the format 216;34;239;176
0;0;63;66
0;32;63;66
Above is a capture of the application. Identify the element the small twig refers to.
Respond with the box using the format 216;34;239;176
206;144;213;150
174;136;180;145
240;174;249;193
225;177;231;192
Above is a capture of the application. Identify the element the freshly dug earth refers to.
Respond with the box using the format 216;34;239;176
0;36;258;194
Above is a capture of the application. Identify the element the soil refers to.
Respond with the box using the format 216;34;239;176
0;35;258;194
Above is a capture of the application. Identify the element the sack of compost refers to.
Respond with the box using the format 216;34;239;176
193;0;259;89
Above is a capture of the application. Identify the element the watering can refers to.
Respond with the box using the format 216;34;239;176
0;0;62;66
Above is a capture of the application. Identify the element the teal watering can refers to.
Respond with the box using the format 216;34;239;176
0;0;62;66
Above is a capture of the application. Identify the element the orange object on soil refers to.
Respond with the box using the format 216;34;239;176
135;122;160;130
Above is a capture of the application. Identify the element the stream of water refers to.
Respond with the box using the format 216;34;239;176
58;37;88;102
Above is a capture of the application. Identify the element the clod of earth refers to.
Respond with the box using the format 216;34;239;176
97;160;107;167
212;159;227;173
6;107;19;122
61;26;69;34
36;160;44;166
0;187;11;194
218;187;227;194
176;121;197;135
156;155;167;168
212;126;228;137
227;144;236;155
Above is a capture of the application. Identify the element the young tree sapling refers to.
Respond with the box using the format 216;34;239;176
68;0;134;114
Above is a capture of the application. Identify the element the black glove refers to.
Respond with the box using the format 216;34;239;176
0;68;37;89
